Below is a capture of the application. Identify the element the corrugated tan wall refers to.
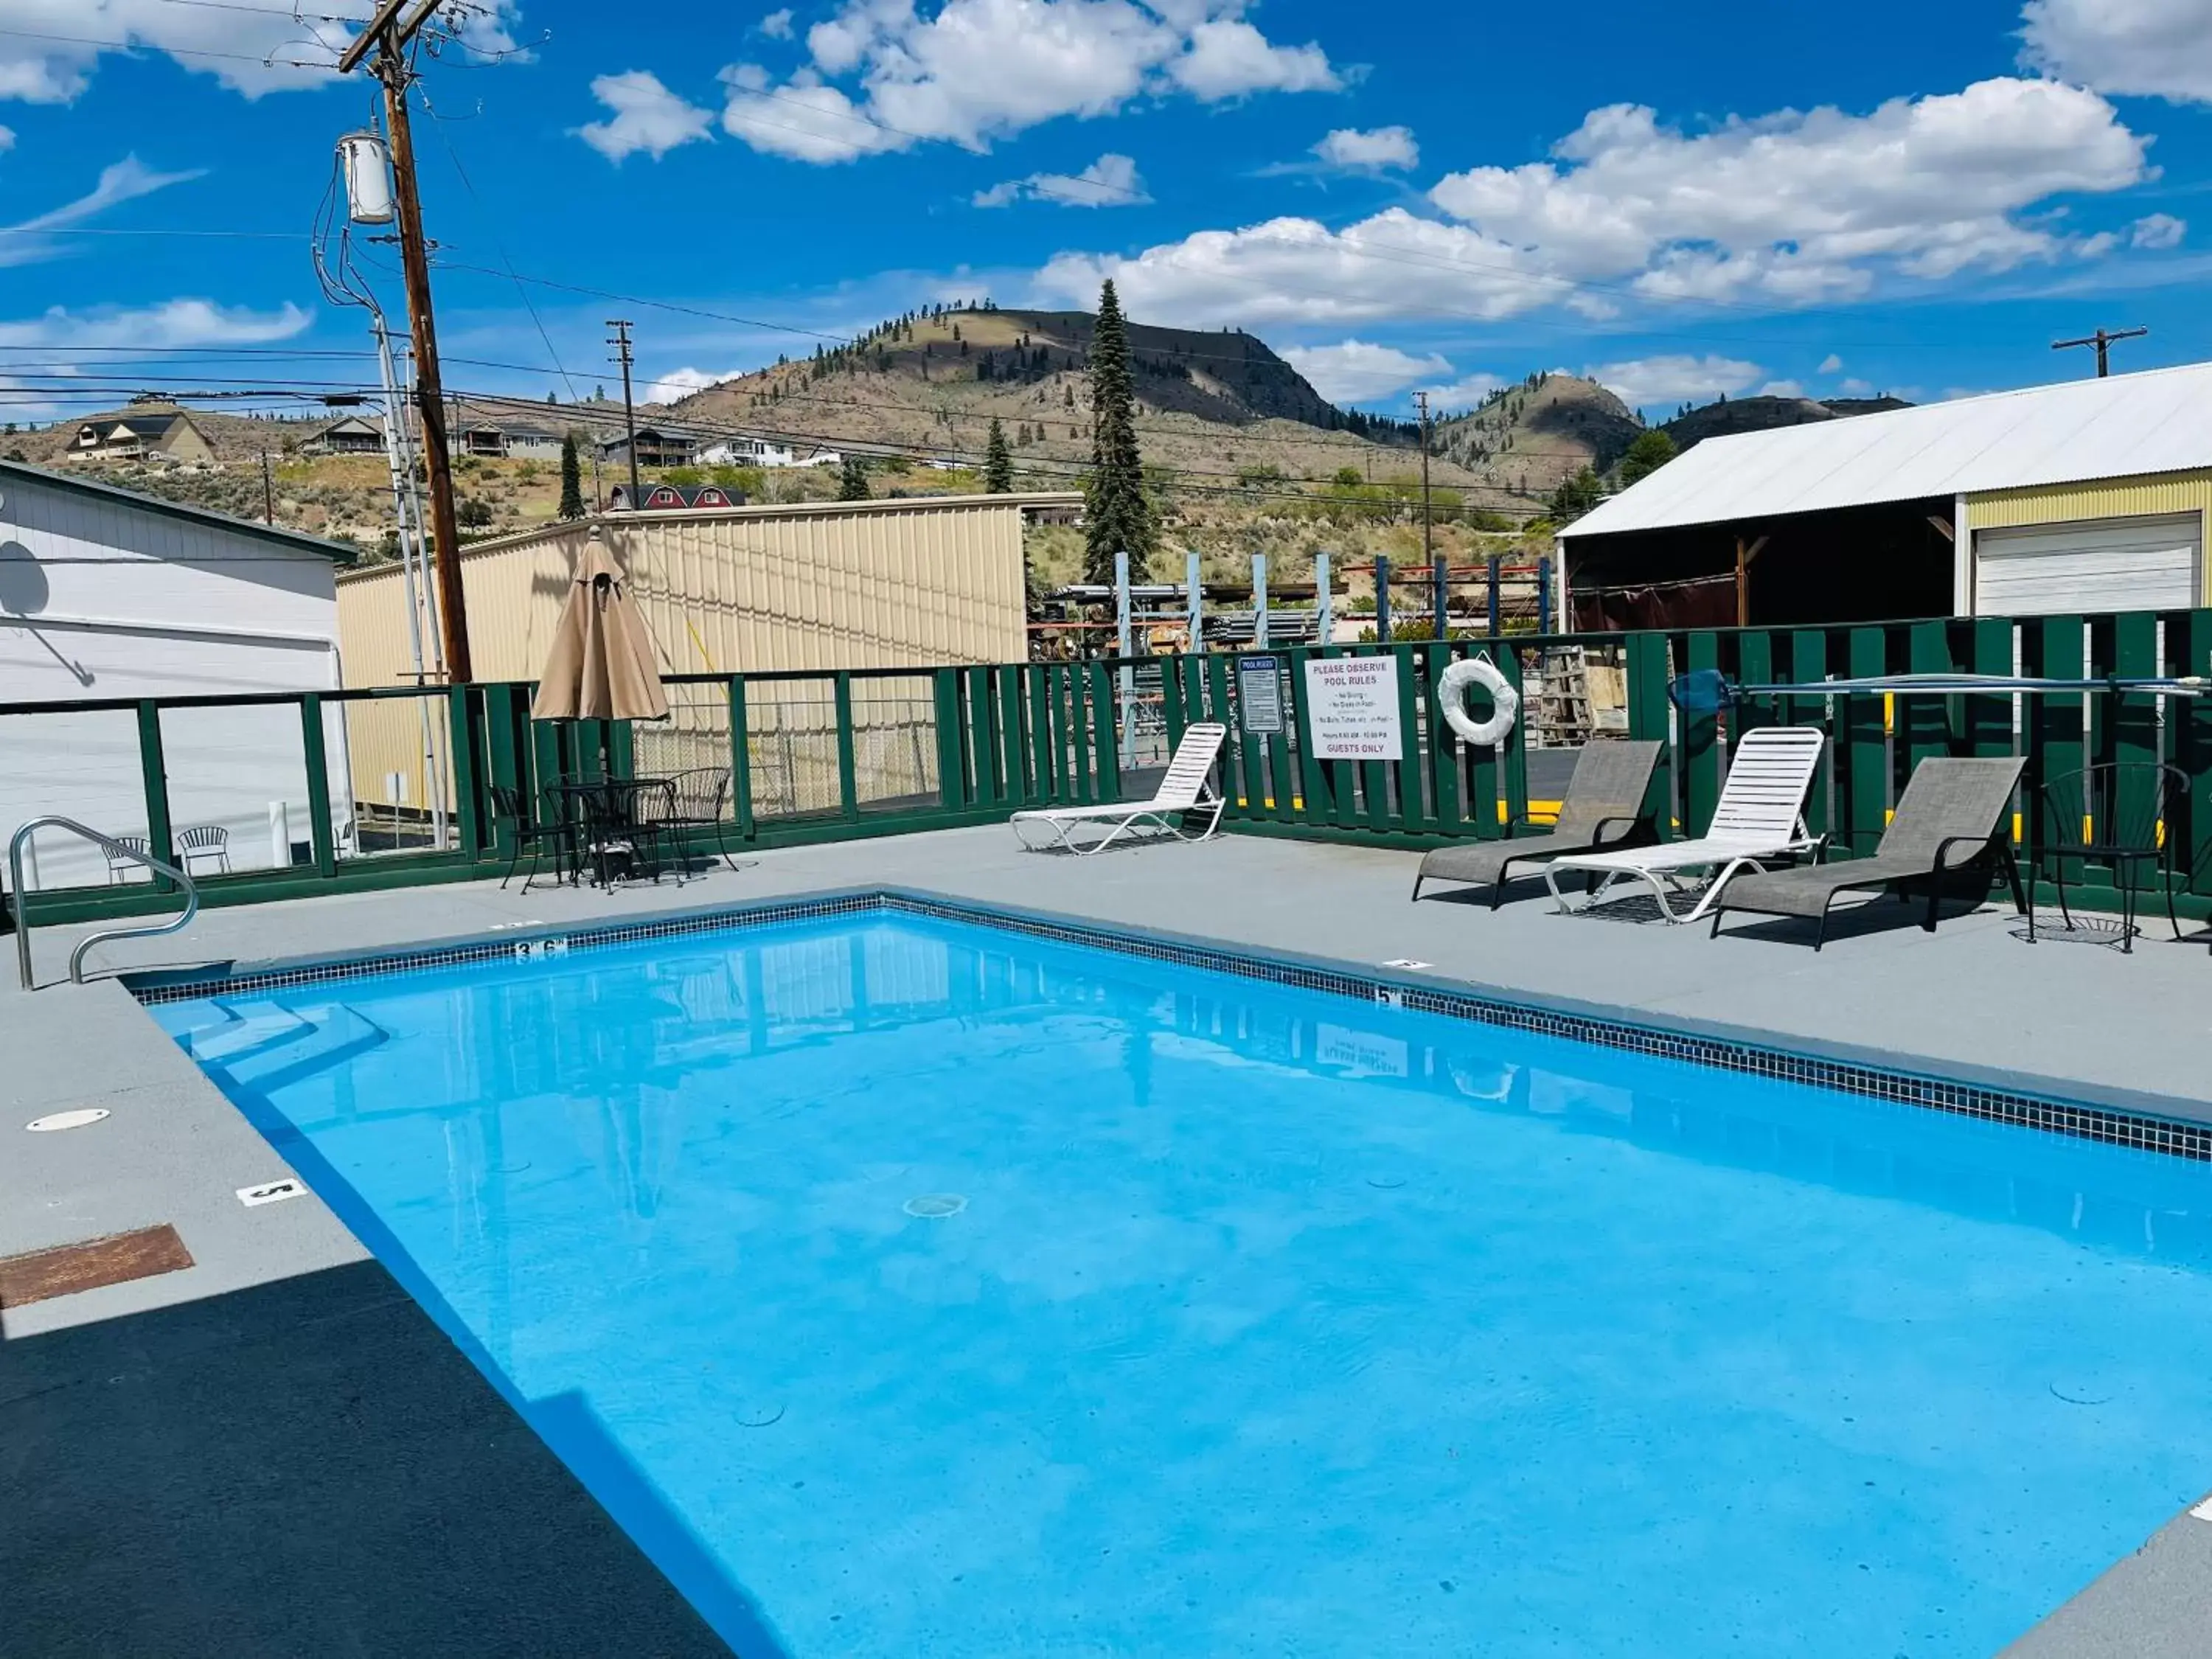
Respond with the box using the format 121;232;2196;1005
1965;470;2212;534
335;493;1070;810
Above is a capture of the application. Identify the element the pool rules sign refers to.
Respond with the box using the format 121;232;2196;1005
1302;655;1402;760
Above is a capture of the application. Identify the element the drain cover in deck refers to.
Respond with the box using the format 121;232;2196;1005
0;1223;193;1309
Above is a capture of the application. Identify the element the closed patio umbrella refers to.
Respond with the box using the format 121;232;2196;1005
531;532;669;722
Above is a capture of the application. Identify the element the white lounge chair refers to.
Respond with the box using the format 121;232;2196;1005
1011;721;1228;855
1543;726;1826;922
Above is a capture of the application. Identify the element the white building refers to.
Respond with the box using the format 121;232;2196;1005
1562;360;2212;629
0;459;358;893
695;437;799;469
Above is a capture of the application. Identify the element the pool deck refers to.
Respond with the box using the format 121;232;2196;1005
4;824;2211;1656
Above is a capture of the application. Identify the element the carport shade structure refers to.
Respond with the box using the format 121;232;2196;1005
1557;360;2212;628
531;532;669;723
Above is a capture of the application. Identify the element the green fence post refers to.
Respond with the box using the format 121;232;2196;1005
833;672;859;821
1624;631;1673;839
2112;610;2160;893
1020;666;1048;804
1204;653;1242;818
1423;640;1464;834
1964;619;2014;757
2173;611;2212;895
484;685;523;858
1841;627;1888;858
1392;644;1426;830
446;685;482;858
1905;619;1953;776
997;667;1029;804
1091;661;1121;799
1287;647;1330;824
728;675;757;833
296;695;335;879
1787;629;1830;845
964;667;999;807
1734;631;1774;739
1263;656;1295;819
1499;642;1529;832
1681;631;1722;838
931;669;966;813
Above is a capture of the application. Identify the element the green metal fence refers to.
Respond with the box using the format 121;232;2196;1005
6;607;2211;929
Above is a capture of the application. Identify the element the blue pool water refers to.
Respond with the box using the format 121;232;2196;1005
152;912;2212;1658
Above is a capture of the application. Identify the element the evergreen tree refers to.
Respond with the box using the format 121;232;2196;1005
837;454;869;501
557;433;585;520
1547;466;1605;524
1616;429;1677;487
1082;279;1156;583
984;417;1013;493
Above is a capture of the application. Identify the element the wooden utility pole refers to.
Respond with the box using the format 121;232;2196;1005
340;0;473;681
2053;326;2147;378
260;450;274;524
608;320;641;505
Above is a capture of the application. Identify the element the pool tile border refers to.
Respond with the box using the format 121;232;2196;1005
128;888;2212;1165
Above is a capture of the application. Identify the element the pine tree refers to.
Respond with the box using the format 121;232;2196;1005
837;454;869;501
557;432;585;520
984;418;1013;493
1082;279;1156;584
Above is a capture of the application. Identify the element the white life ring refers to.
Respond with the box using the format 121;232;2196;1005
1436;654;1519;747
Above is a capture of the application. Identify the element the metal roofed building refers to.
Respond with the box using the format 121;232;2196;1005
1558;360;2212;628
0;458;357;892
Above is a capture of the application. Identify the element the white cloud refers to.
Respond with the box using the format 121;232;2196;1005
2020;0;2212;104
647;365;750;397
1429;78;2150;303
576;70;715;162
0;155;204;267
1276;339;1449;403
0;297;310;349
1588;354;1763;408
1422;371;1506;412
1758;379;1806;397
975;150;1147;207
1031;77;2154;335
1312;125;1417;171
1818;352;1844;373
2132;210;2188;248
0;1;525;102
717;0;1340;164
759;7;795;38
1033;206;1566;327
1166;18;1337;100
1839;376;1876;395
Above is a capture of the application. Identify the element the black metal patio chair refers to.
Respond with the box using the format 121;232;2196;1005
657;766;740;870
2028;761;2186;953
489;783;571;894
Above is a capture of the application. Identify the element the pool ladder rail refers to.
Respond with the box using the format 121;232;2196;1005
8;815;201;990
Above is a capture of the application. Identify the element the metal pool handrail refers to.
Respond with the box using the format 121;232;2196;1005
9;815;201;990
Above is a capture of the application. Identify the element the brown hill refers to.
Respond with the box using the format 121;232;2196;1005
1660;392;1912;453
1428;374;1646;498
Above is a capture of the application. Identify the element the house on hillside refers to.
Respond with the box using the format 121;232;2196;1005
608;481;746;511
0;458;355;892
64;401;215;465
453;421;564;461
695;436;799;468
597;427;695;468
1560;361;2212;629
299;415;384;456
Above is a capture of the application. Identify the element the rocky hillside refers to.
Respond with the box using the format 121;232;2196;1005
658;302;1472;501
1427;374;1646;497
1660;392;1912;453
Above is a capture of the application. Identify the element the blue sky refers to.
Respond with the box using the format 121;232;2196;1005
4;0;2212;425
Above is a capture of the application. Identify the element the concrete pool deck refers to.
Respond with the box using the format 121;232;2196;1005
4;824;2211;1655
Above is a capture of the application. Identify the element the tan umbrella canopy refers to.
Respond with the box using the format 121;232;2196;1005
531;532;669;722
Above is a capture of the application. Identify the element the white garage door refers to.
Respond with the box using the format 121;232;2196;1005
1975;513;2199;616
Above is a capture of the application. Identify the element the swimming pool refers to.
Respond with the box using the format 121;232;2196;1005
149;905;2212;1658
